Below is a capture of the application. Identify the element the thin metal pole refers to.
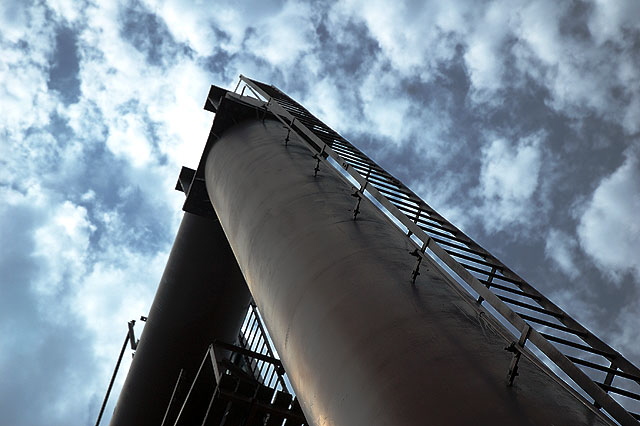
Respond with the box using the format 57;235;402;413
159;369;184;426
95;328;130;426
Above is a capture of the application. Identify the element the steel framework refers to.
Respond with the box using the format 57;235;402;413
107;76;640;426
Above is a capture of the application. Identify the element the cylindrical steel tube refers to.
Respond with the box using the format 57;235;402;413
109;212;251;426
204;118;610;426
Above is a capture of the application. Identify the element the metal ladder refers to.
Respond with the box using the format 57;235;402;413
234;75;640;426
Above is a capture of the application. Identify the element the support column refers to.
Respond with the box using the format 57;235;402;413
204;118;610;426
109;212;252;426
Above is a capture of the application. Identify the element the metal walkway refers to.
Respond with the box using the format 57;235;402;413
233;75;640;426
161;303;307;426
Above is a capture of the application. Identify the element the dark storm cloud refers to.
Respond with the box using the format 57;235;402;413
558;0;593;41
314;17;380;78
111;184;174;253
542;114;627;226
72;146;172;254
119;0;192;67
336;50;479;207
201;47;236;81
200;26;236;80
48;26;81;104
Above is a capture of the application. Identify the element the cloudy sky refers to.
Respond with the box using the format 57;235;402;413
1;0;639;424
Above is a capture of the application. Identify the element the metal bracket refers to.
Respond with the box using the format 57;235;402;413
261;99;271;122
284;126;291;146
313;146;326;177
409;241;428;285
127;320;138;351
351;180;369;220
409;249;422;284
351;190;362;220
505;324;532;386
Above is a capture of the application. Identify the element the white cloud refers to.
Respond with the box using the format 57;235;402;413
15;186;171;424
516;1;561;66
550;288;603;332
588;0;640;45
359;68;412;143
610;300;640;362
72;2;214;173
302;77;351;134
0;1;31;43
478;132;544;230
144;0;296;58
245;1;316;68
106;113;154;168
512;0;640;135
338;0;470;75
464;2;514;96
349;60;453;152
46;0;212;218
0;5;57;139
323;0;640;140
47;0;83;23
544;228;580;279
146;61;214;169
73;248;166;364
412;175;475;234
622;95;640;135
65;101;106;142
32;201;94;297
145;0;242;56
577;150;640;283
2;1;640;424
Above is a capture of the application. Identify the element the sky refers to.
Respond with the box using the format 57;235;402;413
0;0;639;424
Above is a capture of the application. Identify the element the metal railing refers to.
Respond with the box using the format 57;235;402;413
167;339;305;426
238;302;291;393
230;75;640;426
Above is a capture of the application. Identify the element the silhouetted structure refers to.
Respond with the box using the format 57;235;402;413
108;77;640;426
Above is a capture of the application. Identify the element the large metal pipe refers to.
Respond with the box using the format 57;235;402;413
109;212;252;426
204;118;610;426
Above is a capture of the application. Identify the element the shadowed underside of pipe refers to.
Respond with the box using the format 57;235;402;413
204;118;610;426
109;212;252;426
